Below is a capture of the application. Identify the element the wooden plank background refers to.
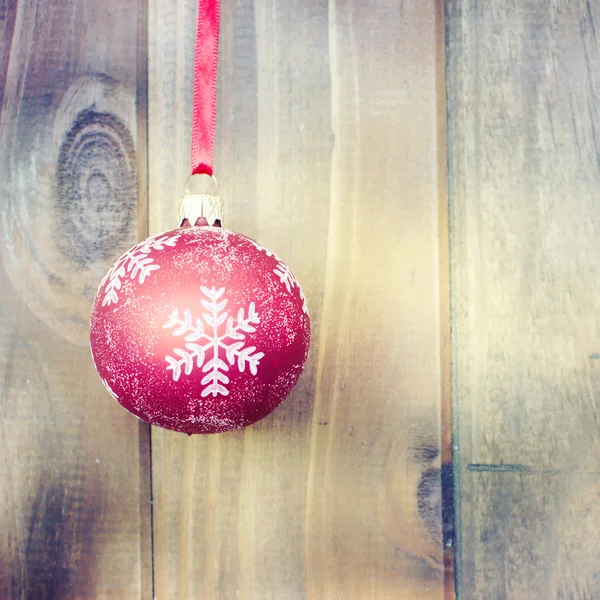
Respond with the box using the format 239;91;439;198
2;0;599;598
0;0;151;598
148;0;450;598
448;1;600;598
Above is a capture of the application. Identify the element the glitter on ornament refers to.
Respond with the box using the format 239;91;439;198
247;238;309;315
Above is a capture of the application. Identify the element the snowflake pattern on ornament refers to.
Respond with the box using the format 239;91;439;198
101;233;180;306
273;261;309;315
246;239;309;315
163;286;265;397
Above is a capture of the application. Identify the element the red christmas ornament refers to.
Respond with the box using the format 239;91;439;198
90;226;310;434
90;0;310;433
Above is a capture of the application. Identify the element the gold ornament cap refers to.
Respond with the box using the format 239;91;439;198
179;174;223;227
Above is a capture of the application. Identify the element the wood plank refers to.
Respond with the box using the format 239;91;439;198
0;0;17;109
448;1;600;597
149;0;449;598
0;0;150;598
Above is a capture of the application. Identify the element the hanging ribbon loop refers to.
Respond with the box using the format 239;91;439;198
191;0;221;177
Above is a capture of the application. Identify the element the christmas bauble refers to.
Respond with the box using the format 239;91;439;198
90;226;310;434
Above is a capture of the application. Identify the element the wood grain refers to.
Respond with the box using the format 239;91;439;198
149;0;449;598
0;0;150;598
448;1;600;598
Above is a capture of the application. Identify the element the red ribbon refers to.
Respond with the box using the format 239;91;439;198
191;0;221;177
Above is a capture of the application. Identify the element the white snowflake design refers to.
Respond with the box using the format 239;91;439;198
273;261;309;314
247;239;309;315
101;233;180;306
163;286;265;397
